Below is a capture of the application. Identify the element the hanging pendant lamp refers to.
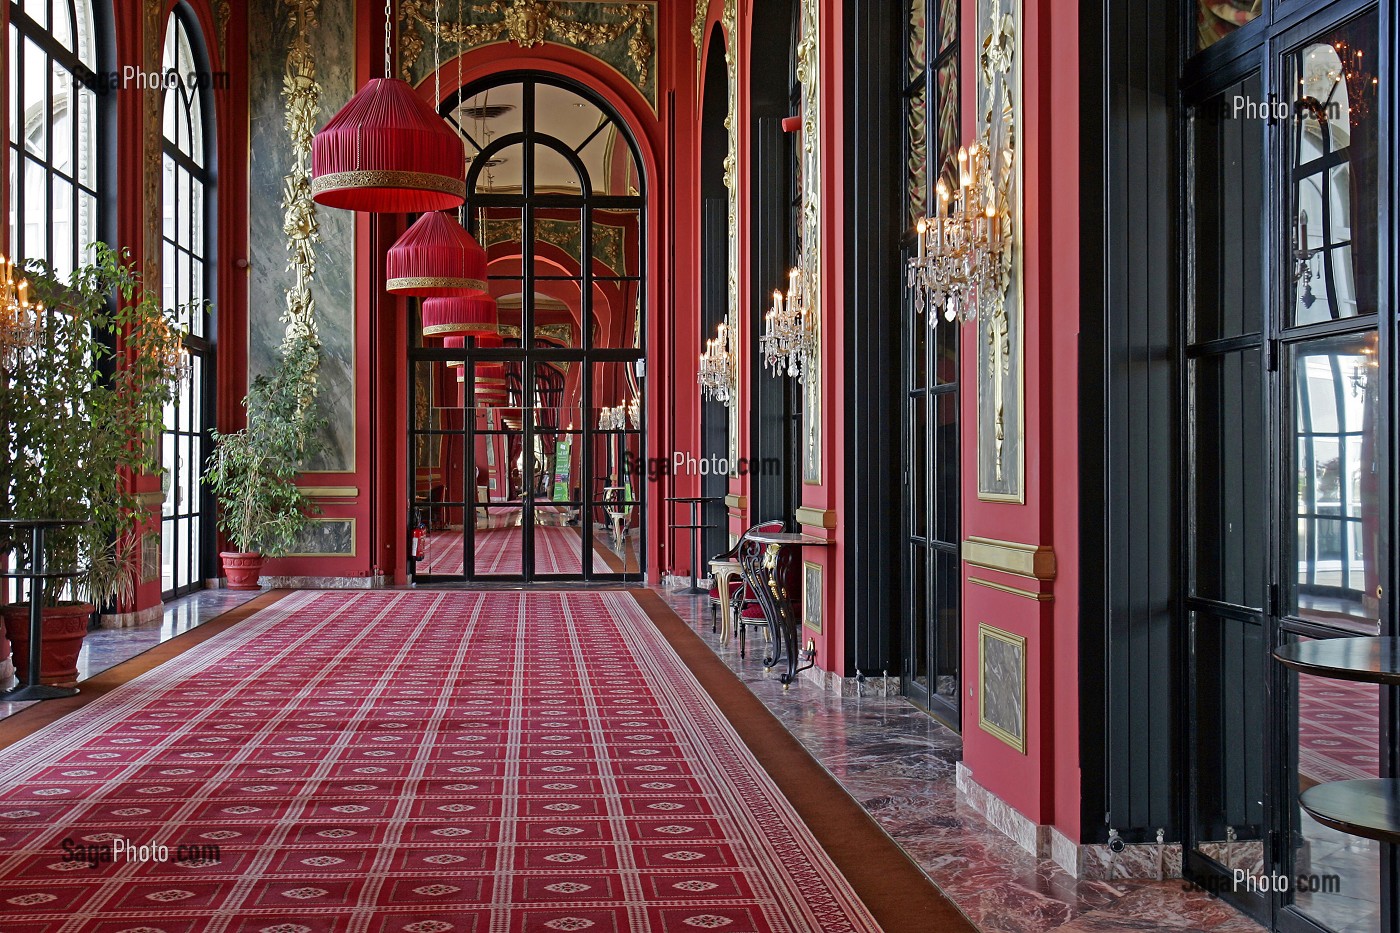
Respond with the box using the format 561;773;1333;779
444;334;466;370
387;211;488;297
311;0;465;212
421;294;499;338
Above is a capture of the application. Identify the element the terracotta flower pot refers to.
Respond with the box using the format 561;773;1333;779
220;552;265;590
3;602;93;687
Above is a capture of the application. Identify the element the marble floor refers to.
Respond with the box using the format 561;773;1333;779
655;586;1270;933
0;588;261;722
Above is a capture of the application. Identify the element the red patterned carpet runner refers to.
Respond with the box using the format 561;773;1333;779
421;523;609;575
1297;674;1380;784
0;591;879;931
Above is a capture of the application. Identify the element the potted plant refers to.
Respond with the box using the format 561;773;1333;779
0;246;187;685
204;326;323;589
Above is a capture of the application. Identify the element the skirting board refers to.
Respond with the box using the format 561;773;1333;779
99;603;164;629
956;762;1183;880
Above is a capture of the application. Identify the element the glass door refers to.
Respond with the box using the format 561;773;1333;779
409;74;645;583
901;0;962;726
1184;7;1389;929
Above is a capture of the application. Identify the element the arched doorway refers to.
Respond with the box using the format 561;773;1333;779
408;75;646;583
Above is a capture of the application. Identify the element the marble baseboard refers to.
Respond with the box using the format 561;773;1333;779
98;603;164;629
796;667;901;697
257;575;391;589
958;763;1185;881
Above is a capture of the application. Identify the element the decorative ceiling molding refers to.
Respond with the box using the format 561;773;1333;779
399;0;656;108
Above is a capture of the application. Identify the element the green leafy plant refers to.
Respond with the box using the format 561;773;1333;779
0;245;187;608
204;327;324;556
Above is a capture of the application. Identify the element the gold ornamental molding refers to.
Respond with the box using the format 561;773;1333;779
399;0;656;107
968;576;1053;602
300;486;360;498
794;506;836;530
724;493;747;511
281;0;322;344
961;535;1055;581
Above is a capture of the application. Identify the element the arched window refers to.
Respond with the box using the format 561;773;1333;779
7;0;107;276
159;5;216;598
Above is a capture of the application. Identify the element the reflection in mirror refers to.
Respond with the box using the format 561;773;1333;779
1289;332;1379;633
533;145;584;197
591;280;643;351
1288;13;1379;326
591;208;641;276
1195;0;1260;53
531;207;583;276
455;82;523;149
578;123;640;196
1289;659;1381;930
476;206;525;275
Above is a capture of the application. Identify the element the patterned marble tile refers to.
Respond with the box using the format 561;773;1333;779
0;588;261;721
655;586;1268;933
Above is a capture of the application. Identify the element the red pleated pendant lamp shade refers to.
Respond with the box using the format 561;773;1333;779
473;333;508;399
421;294;499;338
443;335;466;370
387;212;488;297
311;78;466;213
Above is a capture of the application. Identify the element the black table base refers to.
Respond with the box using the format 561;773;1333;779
0;518;89;702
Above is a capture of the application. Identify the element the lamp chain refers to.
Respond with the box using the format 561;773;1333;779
383;0;393;79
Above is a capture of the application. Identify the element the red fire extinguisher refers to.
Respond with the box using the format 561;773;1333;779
412;523;427;559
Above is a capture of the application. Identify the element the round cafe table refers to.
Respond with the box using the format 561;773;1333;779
1273;637;1400;844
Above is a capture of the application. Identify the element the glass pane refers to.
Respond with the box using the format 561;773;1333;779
931;547;960;704
477;206;524;279
76;85;96;190
50;176;73;278
934;58;959;189
1287;11;1380;325
1191;609;1267;877
590;208;640;277
909;394;927;540
1286;332;1380;633
190;179;205;255
532;207;582;277
591;280;642;351
162;154;177;241
930;390;958;545
906;0;926;83
935;0;957;53
909;283;929;387
471;142;524;196
532;83;604;150
1192;349;1264;607
472;506;527;576
22;0;46;31
578;123;639;196
533;144;584;197
908;547;929;691
590;360;641;433
22;39;46;157
905;80;928;229
161;520;174;592
1194;73;1264;342
1288;656;1382;931
519;283;582;349
8;28;19;155
50;62;73;176
1195;0;1260;53
457;81;523;146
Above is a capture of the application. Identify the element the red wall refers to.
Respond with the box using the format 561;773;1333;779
957;0;1083;842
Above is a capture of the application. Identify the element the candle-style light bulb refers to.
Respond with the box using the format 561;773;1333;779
916;218;927;260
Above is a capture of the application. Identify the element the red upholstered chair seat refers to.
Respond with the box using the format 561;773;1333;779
739;600;767;621
708;576;743;603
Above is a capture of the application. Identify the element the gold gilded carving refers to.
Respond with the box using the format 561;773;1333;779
692;0;707;50
387;276;489;292
976;0;1023;502
281;0;322;343
216;0;232;60
796;0;821;484
399;1;655;103
143;0;163;278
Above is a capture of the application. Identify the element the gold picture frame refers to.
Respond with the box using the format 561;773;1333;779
978;622;1026;753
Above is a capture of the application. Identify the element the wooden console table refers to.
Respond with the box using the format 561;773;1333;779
740;532;831;689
